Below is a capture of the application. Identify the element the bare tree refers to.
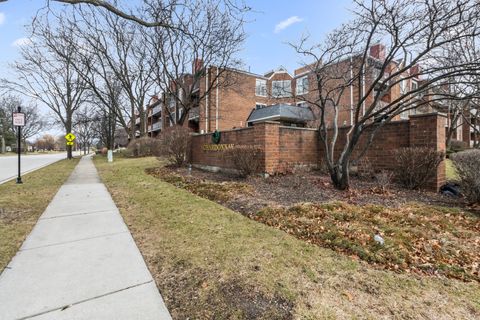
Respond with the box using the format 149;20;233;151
1;20;87;159
0;0;250;29
291;0;480;190
0;95;48;153
74;106;97;154
0;95;19;153
434;38;480;148
144;0;247;126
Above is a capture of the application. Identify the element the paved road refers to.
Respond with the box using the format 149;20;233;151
0;153;79;184
0;156;171;319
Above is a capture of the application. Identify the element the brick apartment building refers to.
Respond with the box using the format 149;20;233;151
137;44;475;147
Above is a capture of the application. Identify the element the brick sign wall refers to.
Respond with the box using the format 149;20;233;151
189;113;446;191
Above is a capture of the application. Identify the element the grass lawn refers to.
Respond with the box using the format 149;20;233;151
94;156;480;319
0;158;79;271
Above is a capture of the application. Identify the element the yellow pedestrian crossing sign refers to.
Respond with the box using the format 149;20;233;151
66;141;74;146
65;133;76;142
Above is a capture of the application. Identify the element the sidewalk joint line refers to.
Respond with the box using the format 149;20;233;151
39;208;118;220
18;280;154;320
20;231;129;251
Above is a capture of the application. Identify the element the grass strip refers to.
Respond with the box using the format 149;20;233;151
0;158;79;271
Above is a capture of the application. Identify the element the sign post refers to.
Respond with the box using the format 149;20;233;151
65;133;76;159
12;107;25;184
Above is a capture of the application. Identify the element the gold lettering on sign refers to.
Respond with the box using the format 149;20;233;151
203;144;235;151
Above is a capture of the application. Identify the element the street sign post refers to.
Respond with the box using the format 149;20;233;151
65;133;76;142
13;112;25;126
65;133;76;158
12;107;25;184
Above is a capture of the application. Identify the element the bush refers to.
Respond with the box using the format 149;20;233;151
125;137;161;158
449;139;468;153
392;147;444;189
157;126;192;167
223;145;263;177
451;150;480;204
374;170;394;193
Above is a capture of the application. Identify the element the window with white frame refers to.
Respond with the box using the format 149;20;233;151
296;76;309;95
255;79;267;97
411;80;418;91
272;80;292;98
255;103;267;110
400;79;407;94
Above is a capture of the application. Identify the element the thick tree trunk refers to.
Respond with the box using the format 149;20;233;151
330;162;350;190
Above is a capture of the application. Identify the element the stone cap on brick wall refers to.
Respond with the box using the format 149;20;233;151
409;112;447;119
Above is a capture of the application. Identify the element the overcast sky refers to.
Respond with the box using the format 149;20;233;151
0;0;353;136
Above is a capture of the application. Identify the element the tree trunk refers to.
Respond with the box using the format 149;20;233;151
330;162;350;190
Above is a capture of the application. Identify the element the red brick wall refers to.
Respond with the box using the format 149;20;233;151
319;113;446;190
190;113;446;191
278;126;319;170
190;122;318;173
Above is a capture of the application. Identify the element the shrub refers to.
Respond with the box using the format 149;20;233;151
451;149;480;203
126;137;161;158
449;139;468;153
157;126;192;167
392;147;444;189
374;170;394;193
223;145;263;177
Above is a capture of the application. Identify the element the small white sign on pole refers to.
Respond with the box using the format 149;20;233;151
12;113;25;126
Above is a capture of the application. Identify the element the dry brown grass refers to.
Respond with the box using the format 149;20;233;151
94;156;480;319
0;158;79;271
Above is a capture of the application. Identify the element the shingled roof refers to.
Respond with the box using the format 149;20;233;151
247;104;315;124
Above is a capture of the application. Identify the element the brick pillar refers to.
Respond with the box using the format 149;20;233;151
462;119;471;147
409;113;446;191
253;122;280;175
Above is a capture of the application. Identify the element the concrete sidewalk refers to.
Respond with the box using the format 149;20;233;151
0;156;171;320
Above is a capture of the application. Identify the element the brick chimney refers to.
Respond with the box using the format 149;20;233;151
193;58;204;74
410;64;421;78
370;44;386;60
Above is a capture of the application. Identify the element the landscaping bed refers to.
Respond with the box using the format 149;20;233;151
146;165;480;282
95;157;480;319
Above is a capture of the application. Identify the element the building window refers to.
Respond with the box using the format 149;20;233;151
400;79;407;94
411;80;418;91
272;80;292;98
255;79;267;97
296;76;309;95
255;103;267;110
168;96;176;109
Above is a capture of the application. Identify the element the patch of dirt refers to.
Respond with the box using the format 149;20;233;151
147;165;468;214
0;208;31;224
151;254;293;320
208;281;294;320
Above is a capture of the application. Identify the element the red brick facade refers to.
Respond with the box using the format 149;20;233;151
190;113;446;191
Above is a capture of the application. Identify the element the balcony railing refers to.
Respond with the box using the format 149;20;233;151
188;107;200;120
152;105;162;116
151;121;162;131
